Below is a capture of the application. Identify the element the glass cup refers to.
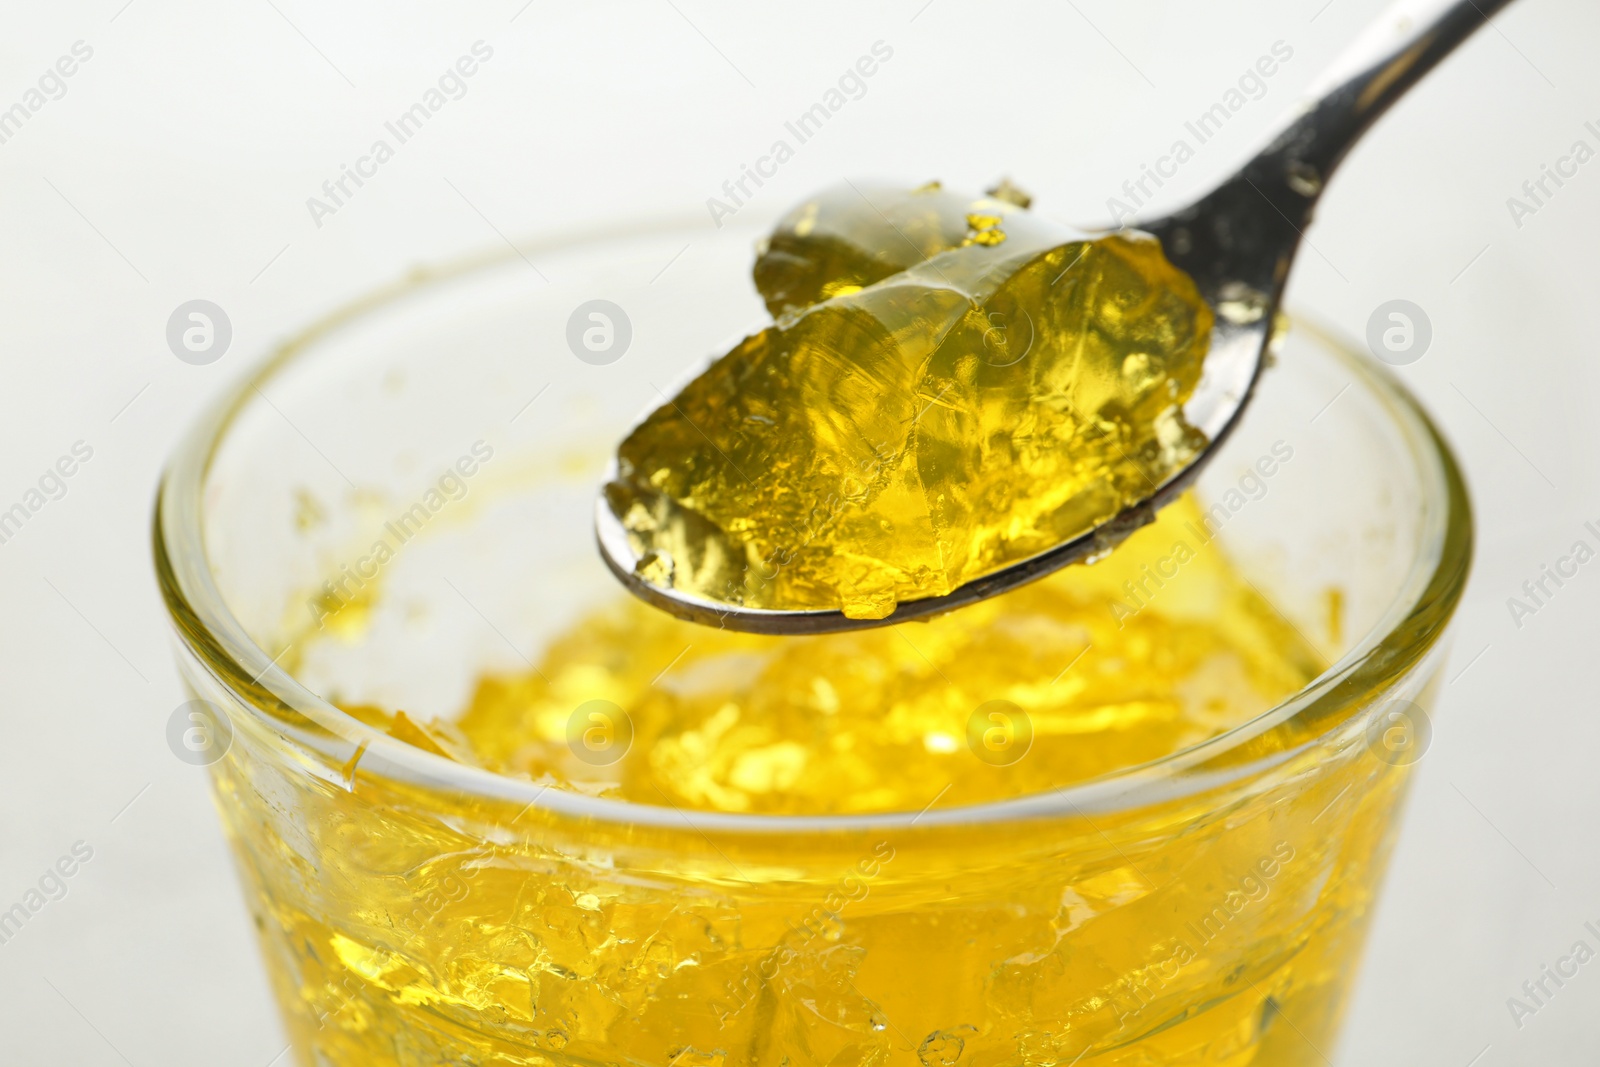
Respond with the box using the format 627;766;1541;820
155;217;1471;1066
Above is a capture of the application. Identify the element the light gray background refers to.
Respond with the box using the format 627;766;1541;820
1;1;1596;1063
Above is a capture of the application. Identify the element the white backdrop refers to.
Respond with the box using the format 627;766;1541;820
1;1;1597;1063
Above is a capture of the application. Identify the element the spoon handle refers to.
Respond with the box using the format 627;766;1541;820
1150;0;1516;299
1293;0;1519;180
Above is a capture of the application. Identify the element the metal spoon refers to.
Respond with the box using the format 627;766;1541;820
598;0;1514;635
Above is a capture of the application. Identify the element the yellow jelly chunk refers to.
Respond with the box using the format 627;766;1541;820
607;183;1212;619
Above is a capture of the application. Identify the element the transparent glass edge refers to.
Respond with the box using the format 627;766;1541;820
152;228;1475;834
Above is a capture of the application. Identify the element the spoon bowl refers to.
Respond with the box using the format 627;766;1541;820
598;0;1512;634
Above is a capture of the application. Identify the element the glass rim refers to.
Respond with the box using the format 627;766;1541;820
153;217;1474;834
